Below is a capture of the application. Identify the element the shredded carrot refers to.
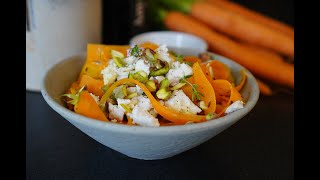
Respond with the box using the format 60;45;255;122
79;74;105;97
235;69;247;91
74;91;108;121
193;62;217;114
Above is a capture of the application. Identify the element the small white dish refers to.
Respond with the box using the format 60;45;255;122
130;31;208;56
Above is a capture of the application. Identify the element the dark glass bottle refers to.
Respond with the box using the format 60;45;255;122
102;0;150;45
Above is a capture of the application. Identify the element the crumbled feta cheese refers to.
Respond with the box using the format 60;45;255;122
135;59;150;75
155;44;173;66
135;95;152;111
115;66;134;80
225;100;244;114
127;95;160;127
101;61;117;86
166;61;193;86
108;103;125;121
89;93;100;104
164;90;202;114
128;107;160;127
124;56;137;65
135;85;144;95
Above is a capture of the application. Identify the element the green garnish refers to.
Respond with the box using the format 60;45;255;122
111;49;125;67
145;48;156;63
114;57;125;67
176;54;184;63
206;112;216;120
61;85;85;105
180;75;204;101
102;85;108;93
156;88;171;100
133;71;148;83
114;85;127;99
120;104;132;113
145;80;157;92
150;61;169;76
159;78;169;90
170;82;186;90
126;92;138;99
111;49;124;59
130;45;140;57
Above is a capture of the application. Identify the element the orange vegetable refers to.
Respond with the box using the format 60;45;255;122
192;62;216;114
79;74;104;97
211;79;242;116
80;44;130;79
127;116;133;125
235;69;247;91
164;12;294;89
100;78;206;125
74;91;108;121
181;74;195;100
184;56;202;64
208;0;294;38
256;79;273;96
65;81;80;110
190;2;294;58
138;41;159;50
240;42;287;64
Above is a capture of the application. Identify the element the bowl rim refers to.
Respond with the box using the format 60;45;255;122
41;52;259;135
129;30;208;50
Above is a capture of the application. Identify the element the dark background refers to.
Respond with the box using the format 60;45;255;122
27;0;294;179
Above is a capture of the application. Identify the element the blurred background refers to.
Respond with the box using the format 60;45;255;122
102;0;293;44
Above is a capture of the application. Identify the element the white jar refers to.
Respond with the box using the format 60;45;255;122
26;0;102;91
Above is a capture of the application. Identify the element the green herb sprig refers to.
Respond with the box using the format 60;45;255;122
180;75;204;101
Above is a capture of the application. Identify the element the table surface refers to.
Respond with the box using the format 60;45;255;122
27;90;293;179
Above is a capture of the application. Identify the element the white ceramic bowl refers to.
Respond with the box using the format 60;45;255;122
41;52;259;160
130;31;208;56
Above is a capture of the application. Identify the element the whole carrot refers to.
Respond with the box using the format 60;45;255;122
239;42;286;64
207;0;294;38
190;2;294;58
256;79;272;96
164;12;294;89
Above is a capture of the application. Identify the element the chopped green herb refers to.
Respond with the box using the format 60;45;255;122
130;45;140;57
61;85;85;105
180;75;204;101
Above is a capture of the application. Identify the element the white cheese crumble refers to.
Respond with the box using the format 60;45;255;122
127;95;160;127
155;44;173;67
166;61;193;86
116;66;134;81
108;103;125;121
164;90;202;114
101;60;117;86
123;56;137;65
129;107;160;127
134;59;150;75
225;100;244;114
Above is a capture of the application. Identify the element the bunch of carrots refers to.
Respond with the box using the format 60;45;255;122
148;0;294;96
